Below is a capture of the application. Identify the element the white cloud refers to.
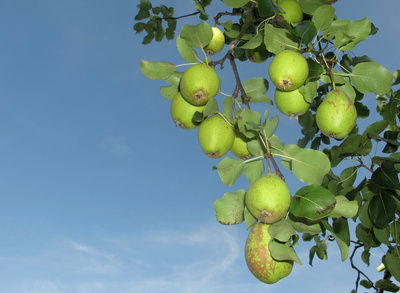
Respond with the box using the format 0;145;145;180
101;135;132;155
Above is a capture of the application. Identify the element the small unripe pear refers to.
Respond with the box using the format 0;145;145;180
204;27;225;55
245;222;294;284
197;114;235;159
170;92;205;130
277;0;303;24
245;173;291;224
316;89;357;139
180;63;220;106
274;88;310;118
245;43;272;64
268;50;308;91
230;129;252;159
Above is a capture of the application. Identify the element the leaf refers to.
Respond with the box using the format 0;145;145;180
180;22;213;49
202;98;219;117
385;250;400;282
332;217;350;246
289;21;317;45
238;33;263;49
176;35;199;62
341;17;372;51
368;192;397;229
262;115;279;139
269;240;303;265
268;219;297;243
371;160;400;190
321;219;349;261
258;0;281;17
241;77;271;104
312;5;335;31
351;61;393;95
214;190;246;225
140;60;176;80
264;24;299;55
339;166;358;188
290;185;336;220
244;207;258;230
281;145;331;185
236;108;262;139
160;85;178;100
243;160;264;184
329;196;359;218
287;215;323;234
215;157;245;186
221;0;249;8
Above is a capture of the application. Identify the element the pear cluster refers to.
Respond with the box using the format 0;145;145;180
269;50;310;119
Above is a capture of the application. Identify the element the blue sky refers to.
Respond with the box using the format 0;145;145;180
0;1;399;292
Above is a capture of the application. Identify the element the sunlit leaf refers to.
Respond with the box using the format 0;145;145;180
290;185;336;220
215;157;245;186
180;22;213;49
221;0;249;8
312;5;335;31
176;35;199;62
140;60;176;80
351;61;393;95
214;190;246;225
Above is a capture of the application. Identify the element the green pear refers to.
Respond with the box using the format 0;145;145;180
316;89;357;139
245;173;291;224
197;114;235;159
245;43;272;63
230;129;252;159
204;27;225;56
170;92;205;130
277;0;303;24
274;88;310;118
180;63;220;106
245;222;294;284
268;50;308;91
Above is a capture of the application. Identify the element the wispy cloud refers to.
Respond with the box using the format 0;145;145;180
101;135;132;156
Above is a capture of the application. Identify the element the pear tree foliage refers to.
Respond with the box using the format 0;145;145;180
135;0;400;291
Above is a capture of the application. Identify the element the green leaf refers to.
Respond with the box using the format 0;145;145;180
368;192;397;229
332;217;350;246
236;108;262;139
321;219;349;261
140;60;176;80
264;24;299;55
258;0;281;17
160;85;178;100
360;280;373;289
281;145;331;185
238;33;263;49
375;279;400;292
287;214;323;234
299;80;318;103
289;21;317;45
137;0;152;10
385;250;400;282
371;160;400;190
298;0;330;15
329;196;358;218
214;190;245;225
202;98;219;117
180;22;213;49
351;61;393;95
241;77;271;104
268;219;297;243
262;115;279;139
290;185;336;221
340;17;372;51
269;240;303;265
215;157;245;186
243;160;264;184
339;166;357;188
221;0;249;8
244;207;258;230
176;35;199;62
312;5;335;31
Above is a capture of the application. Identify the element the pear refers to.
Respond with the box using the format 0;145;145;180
245;43;272;64
180;63;220;106
277;0;303;25
170;92;205;130
316;89;357;139
245;173;291;224
230;129;252;159
268;50;308;91
245;222;294;284
274;88;310;118
204;27;225;55
197;114;235;159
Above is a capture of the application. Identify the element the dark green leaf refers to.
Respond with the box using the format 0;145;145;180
289;21;317;45
369;192;397;229
290;185;336;220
